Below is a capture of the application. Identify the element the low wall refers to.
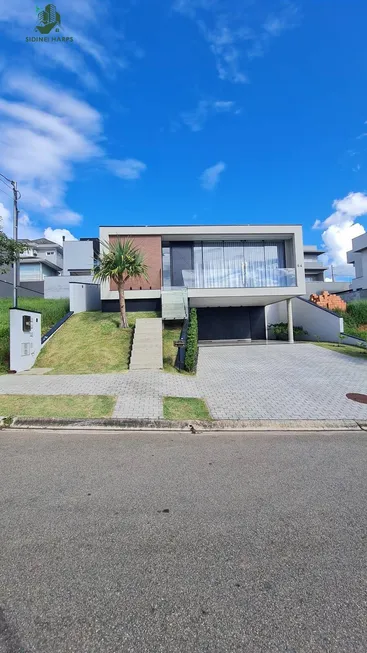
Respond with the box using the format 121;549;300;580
45;275;96;299
338;288;367;302
341;333;367;348
303;281;350;297
266;297;344;343
0;272;44;299
70;282;101;314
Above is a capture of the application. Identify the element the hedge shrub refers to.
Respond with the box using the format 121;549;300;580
184;308;198;372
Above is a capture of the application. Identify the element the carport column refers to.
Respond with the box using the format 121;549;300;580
287;298;294;343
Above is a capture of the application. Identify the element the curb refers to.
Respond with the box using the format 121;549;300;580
1;417;366;432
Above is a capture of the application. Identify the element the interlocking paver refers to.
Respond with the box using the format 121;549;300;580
0;344;366;419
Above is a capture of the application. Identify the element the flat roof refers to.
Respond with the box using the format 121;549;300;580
100;223;302;228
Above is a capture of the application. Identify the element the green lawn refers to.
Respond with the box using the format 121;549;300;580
162;321;194;374
163;396;211;420
0;298;69;374
35;311;159;374
0;395;115;418
163;322;182;372
314;342;367;359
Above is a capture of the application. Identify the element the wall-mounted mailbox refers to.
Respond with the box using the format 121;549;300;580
22;315;31;332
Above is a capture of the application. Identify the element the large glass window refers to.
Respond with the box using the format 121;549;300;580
164;239;294;288
162;246;171;288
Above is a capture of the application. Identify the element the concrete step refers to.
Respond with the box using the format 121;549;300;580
129;317;163;370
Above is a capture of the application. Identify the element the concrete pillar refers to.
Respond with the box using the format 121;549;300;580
287;298;294;343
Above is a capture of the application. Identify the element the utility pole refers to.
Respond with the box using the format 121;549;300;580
11;180;19;309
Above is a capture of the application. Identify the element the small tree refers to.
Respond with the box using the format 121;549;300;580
93;239;148;328
0;224;26;273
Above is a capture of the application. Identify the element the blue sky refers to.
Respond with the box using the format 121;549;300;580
0;0;366;272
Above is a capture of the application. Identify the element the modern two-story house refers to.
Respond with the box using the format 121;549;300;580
18;238;63;282
99;224;306;342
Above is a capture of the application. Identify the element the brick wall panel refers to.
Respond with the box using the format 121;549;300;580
109;235;162;291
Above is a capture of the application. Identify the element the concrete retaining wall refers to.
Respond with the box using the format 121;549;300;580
44;275;96;299
266;297;344;343
69;283;101;314
341;333;367;348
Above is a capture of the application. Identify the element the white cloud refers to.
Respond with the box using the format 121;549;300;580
313;192;367;267
173;1;300;84
200;161;226;190
44;228;77;246
0;73;144;231
105;159;147;180
0;202;12;236
0;202;76;243
180;99;238;131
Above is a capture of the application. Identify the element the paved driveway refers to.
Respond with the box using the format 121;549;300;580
197;343;367;420
0;344;366;420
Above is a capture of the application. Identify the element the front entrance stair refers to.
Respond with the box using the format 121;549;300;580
129;318;163;370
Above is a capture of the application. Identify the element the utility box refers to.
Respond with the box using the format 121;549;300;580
9;308;42;373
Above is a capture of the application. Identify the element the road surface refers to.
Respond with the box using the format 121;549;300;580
0;428;366;652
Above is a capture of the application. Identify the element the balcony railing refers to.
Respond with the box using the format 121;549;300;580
177;267;297;289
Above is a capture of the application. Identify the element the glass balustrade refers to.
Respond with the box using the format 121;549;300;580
179;267;297;288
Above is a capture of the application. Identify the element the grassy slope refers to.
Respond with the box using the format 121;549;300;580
35;311;159;374
336;300;367;341
163;397;211;420
0;298;69;374
0;395;115;418
314;342;367;359
163;322;182;372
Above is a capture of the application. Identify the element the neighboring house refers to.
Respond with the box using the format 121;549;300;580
99;224;306;342
44;237;100;299
19;238;63;273
303;245;328;282
0;237;63;299
347;232;367;295
302;245;351;297
62;237;99;276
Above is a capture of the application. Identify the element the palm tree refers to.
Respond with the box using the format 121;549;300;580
93;239;148;328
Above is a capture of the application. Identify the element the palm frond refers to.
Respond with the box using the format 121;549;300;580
93;238;149;285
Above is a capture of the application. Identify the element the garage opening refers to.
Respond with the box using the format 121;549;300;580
197;307;266;341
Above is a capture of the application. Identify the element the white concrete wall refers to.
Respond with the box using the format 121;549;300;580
63;240;94;275
10;309;41;372
44;275;96;299
351;249;367;291
70;282;101;314
266;297;344;343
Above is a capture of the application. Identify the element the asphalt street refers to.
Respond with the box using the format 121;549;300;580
0;428;366;653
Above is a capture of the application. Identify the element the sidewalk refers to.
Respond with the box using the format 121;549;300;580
0;372;200;419
1;344;367;420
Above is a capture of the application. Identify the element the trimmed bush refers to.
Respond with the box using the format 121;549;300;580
270;322;308;341
184;308;198;372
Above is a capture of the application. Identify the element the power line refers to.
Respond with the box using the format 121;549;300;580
0;186;13;201
0;172;14;185
0;176;13;191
